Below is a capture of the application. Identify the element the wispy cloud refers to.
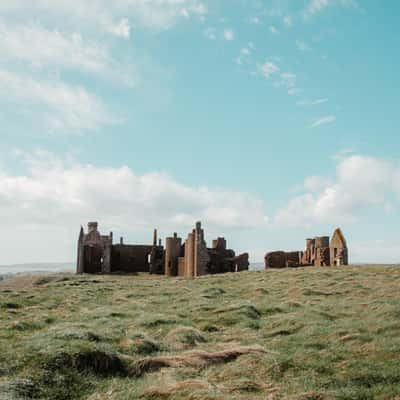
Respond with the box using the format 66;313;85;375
107;18;131;38
0;21;135;85
305;0;331;16
296;39;312;51
224;28;234;41
269;26;280;35
297;98;328;106
279;72;297;88
204;27;216;40
250;16;262;24
259;61;279;78
0;68;114;132
283;15;293;27
304;0;359;18
310;115;336;128
274;72;301;95
0;0;208;32
288;88;302;96
235;43;255;66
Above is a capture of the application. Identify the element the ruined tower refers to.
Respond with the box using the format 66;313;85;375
314;236;330;267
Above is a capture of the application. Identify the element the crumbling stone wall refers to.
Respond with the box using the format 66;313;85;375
77;221;249;277
232;253;250;272
77;223;163;275
286;251;303;268
111;244;153;273
264;251;302;268
265;251;287;268
264;228;349;269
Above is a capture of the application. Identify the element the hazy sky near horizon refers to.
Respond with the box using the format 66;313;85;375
0;0;399;265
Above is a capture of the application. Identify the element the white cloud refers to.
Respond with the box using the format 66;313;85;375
297;98;328;106
0;68;114;132
296;39;312;51
250;16;261;24
259;61;279;78
107;18;131;38
279;72;297;88
306;0;330;16
0;21;135;85
275;155;400;227
283;15;293;27
304;0;359;18
0;151;268;263
224;29;235;41
288;88;302;96
303;176;333;192
0;0;208;32
204;27;216;40
273;72;300;95
269;26;280;35
236;44;255;66
310;115;336;128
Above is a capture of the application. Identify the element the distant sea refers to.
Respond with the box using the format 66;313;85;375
0;263;74;282
249;262;264;271
0;262;263;282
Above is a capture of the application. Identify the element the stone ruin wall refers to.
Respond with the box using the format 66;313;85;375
77;221;249;277
265;229;348;269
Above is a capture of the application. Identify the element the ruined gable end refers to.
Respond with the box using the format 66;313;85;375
330;228;349;266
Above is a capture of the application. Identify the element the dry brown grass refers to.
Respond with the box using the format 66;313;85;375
142;379;211;398
131;345;266;377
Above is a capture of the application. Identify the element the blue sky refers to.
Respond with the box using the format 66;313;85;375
1;0;400;264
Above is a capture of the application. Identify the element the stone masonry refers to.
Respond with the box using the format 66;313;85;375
77;221;249;277
265;228;349;268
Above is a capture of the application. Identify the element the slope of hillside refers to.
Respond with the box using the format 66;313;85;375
1;266;400;399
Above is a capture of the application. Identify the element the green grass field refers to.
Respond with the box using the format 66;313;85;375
1;266;400;399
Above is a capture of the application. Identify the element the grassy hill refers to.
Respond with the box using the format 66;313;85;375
1;266;400;399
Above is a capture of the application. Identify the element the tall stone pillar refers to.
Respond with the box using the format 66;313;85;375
153;229;158;246
184;232;195;278
194;222;209;276
77;226;85;274
165;233;182;276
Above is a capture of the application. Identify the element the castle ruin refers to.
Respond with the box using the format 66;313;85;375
77;221;249;276
265;228;348;268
